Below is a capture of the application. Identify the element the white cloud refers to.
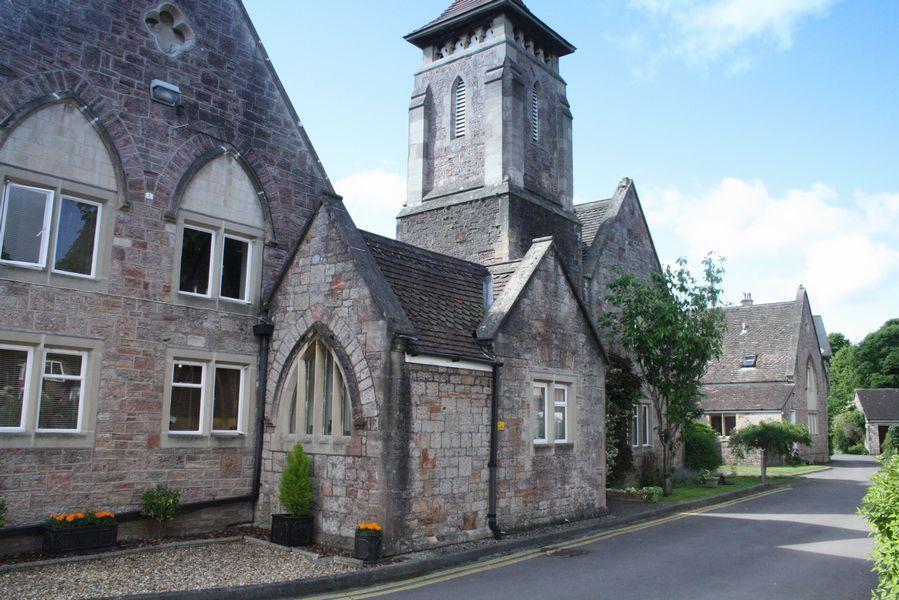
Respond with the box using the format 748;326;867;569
642;178;899;339
332;169;406;238
626;0;838;70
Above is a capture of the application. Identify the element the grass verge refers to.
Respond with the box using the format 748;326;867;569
661;476;780;503
729;464;829;477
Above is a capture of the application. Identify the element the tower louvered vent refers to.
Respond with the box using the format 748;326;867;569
531;83;540;142
452;78;467;138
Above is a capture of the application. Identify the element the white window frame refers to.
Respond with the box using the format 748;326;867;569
641;404;651;447
0;343;33;432
219;233;253;304
35;348;86;433
51;194;102;279
178;225;216;298
211;365;246;435
168;360;206;435
553;383;569;444
0;182;54;270
533;382;549;444
631;404;639;448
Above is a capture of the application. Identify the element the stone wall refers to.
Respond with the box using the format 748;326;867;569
492;249;606;529
404;363;492;549
259;204;391;550
0;0;329;529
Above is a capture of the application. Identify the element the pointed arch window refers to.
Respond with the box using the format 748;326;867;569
806;360;819;434
530;82;540;142
451;77;467;139
288;338;352;438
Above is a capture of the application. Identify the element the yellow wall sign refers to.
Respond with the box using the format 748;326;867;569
497;420;506;431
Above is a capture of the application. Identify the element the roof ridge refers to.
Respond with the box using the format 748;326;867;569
723;300;798;309
359;230;487;273
573;198;612;210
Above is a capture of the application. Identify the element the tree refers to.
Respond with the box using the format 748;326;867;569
602;255;727;495
854;319;899;389
605;354;643;486
830;407;865;453
728;421;812;483
827;345;861;418
828;332;851;356
280;443;313;516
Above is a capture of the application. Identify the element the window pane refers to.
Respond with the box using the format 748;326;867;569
554;404;566;441
173;363;203;385
533;386;546;441
2;184;50;265
39;353;82;430
724;415;737;436
322;352;333;436
710;414;723;435
169;386;201;431
304;352;315;435
0;348;28;428
221;237;250;300
212;367;241;431
632;405;639;446
339;370;351;436
288;380;297;434
178;228;212;295
641;406;650;445
54;197;98;276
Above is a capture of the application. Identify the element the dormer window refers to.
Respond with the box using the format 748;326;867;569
451;77;467;139
741;354;757;368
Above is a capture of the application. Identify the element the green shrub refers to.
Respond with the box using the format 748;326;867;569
605;355;642;486
859;455;899;599
280;443;313;516
637;452;663;488
684;421;723;471
140;484;181;532
847;443;867;455
831;408;865;453
623;486;662;503
882;425;899;460
728;421;812;483
0;495;5;528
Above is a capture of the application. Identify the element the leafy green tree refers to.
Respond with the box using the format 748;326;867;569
882;425;899;461
602;255;727;495
859;454;899;599
280;443;314;516
684;421;723;471
728;421;812;483
854;319;899;389
605;354;643;486
828;332;851;356
827;346;861;418
830;408;865;453
140;484;181;538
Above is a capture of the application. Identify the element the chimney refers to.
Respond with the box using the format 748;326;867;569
741;293;753;307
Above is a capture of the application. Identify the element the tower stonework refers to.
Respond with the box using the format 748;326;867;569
397;0;580;267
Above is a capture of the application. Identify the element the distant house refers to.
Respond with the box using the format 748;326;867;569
854;389;899;454
699;287;830;464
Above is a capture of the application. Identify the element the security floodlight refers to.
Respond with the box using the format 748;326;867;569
150;79;181;106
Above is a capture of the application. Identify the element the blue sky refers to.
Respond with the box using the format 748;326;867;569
244;0;899;342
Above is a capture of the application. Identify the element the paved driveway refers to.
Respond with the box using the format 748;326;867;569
365;455;880;600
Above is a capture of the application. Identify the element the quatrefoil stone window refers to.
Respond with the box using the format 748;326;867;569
144;3;195;56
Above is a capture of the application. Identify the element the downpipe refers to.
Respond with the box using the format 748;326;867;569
488;362;504;540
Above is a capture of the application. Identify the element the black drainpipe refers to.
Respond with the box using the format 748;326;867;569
251;319;274;500
488;362;504;540
0;320;275;541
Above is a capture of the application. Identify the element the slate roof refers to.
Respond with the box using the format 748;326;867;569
573;198;612;256
813;315;832;358
856;389;899;422
702;300;800;385
488;261;520;299
418;0;523;30
700;382;795;412
361;231;490;362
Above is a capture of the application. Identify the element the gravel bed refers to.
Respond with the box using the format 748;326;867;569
0;539;357;600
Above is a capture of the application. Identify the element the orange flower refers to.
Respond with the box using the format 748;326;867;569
65;515;75;522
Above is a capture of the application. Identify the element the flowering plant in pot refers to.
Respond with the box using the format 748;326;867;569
43;510;117;556
354;521;383;563
271;443;314;547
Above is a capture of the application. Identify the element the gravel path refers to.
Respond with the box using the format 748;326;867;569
0;540;356;600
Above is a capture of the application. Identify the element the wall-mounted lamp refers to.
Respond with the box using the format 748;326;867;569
149;79;181;106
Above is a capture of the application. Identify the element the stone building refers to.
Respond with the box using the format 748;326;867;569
0;0;664;555
854;389;899;455
699;288;831;464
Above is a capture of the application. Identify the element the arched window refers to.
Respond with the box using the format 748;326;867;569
287;338;352;438
806;361;817;411
530;82;540;142
451;77;467;139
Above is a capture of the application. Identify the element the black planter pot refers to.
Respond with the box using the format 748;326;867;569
42;523;118;557
354;531;383;563
271;514;314;547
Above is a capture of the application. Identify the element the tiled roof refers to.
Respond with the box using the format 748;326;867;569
415;0;527;32
574;198;612;253
856;389;899;422
702;300;800;384
700;382;795;412
813;315;832;358
361;231;490;362
488;261;520;300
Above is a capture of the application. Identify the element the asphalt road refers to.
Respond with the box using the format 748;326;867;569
375;455;880;600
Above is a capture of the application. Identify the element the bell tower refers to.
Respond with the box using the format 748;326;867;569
397;0;580;267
